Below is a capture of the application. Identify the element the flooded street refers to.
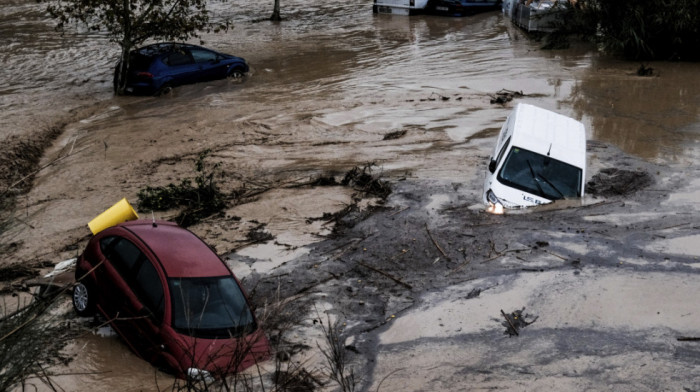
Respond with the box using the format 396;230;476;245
1;0;700;390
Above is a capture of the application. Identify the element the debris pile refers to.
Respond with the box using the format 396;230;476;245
341;164;392;198
587;168;653;197
501;307;538;337
489;89;524;105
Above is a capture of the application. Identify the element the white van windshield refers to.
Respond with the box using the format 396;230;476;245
497;147;582;200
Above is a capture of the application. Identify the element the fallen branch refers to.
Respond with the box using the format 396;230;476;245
357;261;412;290
677;337;700;342
425;223;450;260
501;309;519;336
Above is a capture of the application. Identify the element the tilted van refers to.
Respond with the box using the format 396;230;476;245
483;103;586;213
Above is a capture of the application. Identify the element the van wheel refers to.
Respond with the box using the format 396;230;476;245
72;281;95;317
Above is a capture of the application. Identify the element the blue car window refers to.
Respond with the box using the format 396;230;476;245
190;49;218;64
164;51;193;66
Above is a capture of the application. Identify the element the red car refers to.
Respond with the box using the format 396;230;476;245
72;220;269;378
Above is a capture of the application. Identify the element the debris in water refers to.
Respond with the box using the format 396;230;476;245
489;89;524;105
383;129;407;140
637;64;654;76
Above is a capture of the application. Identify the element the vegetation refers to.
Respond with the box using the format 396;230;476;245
0;286;75;391
552;0;700;60
46;0;223;94
138;150;231;227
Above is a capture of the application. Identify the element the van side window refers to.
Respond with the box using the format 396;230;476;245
134;260;165;322
495;136;511;166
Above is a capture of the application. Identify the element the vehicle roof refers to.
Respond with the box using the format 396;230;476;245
134;42;207;57
509;103;586;169
117;220;231;278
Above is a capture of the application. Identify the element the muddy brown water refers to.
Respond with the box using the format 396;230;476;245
2;0;700;390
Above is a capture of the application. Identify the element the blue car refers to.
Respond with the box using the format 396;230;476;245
115;43;249;96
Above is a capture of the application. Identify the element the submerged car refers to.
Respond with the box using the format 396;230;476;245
483;103;586;213
72;220;269;378
115;43;249;95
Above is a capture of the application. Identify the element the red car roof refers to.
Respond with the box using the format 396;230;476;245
119;220;230;278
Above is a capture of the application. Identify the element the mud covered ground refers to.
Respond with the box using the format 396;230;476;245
2;1;700;390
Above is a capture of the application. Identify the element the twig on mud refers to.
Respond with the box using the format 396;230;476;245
389;206;409;217
375;368;406;392
677;337;700;342
658;222;692;231
1;144;92;197
543;249;568;261
425;223;450;260
12;216;35;229
501;309;519;336
357;261;412;290
447;246;531;276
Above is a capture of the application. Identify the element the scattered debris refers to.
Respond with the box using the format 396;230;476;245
637;64;654;76
419;92;452;102
247;223;274;243
587;168;653;197
489;89;524;105
466;288;481;299
383;130;407;140
501;307;538;337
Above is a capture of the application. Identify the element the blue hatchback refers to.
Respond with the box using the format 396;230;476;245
115;43;249;96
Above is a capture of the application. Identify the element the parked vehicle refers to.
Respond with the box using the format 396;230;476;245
115;43;249;96
502;0;567;32
428;0;501;17
483;103;586;213
72;220;269;378
373;0;430;15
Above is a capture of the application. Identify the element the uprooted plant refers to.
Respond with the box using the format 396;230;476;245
0;284;76;391
341;163;391;199
317;316;357;392
138;150;235;227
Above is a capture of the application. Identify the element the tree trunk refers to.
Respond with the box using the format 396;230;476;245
270;0;281;21
114;45;131;95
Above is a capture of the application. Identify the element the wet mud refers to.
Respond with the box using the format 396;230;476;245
1;0;700;390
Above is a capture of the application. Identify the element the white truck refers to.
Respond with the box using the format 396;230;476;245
373;0;430;15
483;103;586;213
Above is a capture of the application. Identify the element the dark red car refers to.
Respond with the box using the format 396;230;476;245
72;220;269;378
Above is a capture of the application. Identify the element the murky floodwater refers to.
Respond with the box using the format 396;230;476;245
2;0;700;390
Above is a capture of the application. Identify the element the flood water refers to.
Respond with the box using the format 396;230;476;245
2;0;700;390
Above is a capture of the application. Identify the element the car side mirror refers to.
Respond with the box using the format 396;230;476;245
488;159;497;173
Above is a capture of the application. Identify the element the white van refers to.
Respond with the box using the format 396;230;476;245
373;0;430;15
483;103;586;213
